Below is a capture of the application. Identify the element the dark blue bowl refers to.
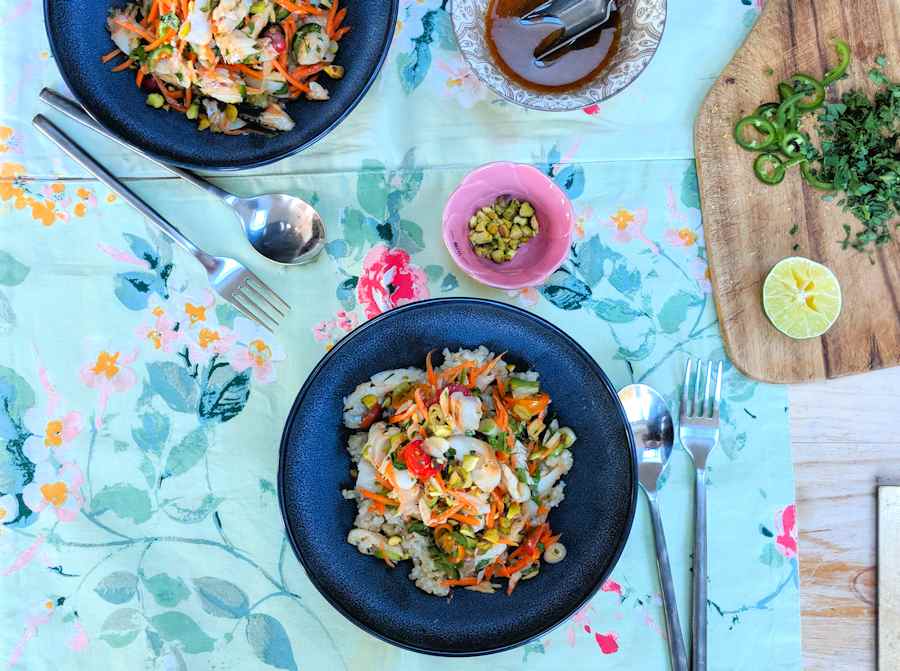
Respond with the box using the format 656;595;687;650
43;1;398;170
279;298;638;656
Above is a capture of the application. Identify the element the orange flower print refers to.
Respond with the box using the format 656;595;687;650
51;183;65;194
604;207;659;252
73;202;87;217
0;162;27;207
0;126;13;153
28;198;59;226
76;187;92;200
664;227;698;247
80;349;138;427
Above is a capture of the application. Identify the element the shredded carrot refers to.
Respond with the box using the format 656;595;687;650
493;391;509;432
371;500;385;515
544;533;561;547
273;0;323;15
113;18;156;41
495;450;509;464
379;541;395;568
291;63;325;79
374;469;393;491
450;513;481;527
428;503;462;526
440;361;475;385
503;556;534;577
432;472;446;492
184;85;192;108
225;63;265;80
441;577;478;587
467;352;505;389
527;460;538;476
112;59;135;72
414;388;428;420
326;0;339;35
271;59;310;92
426;350;437;390
497;537;519;546
136;68;145;88
358;488;395;507
180;0;189;20
332;7;347;34
101;48;122;63
388;403;417;424
280;16;296;67
333;26;350;41
143;0;160;27
536;505;549;517
143;28;174;52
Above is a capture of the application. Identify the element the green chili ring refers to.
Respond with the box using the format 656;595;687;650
787;73;826;110
780;131;810;157
775;92;807;134
778;82;795;101
823;38;851;85
754;153;786;185
800;161;836;191
734;115;778;151
755;102;779;122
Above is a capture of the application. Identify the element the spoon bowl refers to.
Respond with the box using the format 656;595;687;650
619;383;675;494
235;193;326;266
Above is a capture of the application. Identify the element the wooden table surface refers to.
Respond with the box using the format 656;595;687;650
791;365;900;669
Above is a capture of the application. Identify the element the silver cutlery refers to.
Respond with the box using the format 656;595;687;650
33;114;290;332
521;0;618;64
619;383;689;671
679;359;724;671
38;88;325;267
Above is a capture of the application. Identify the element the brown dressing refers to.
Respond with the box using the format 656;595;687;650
486;0;621;93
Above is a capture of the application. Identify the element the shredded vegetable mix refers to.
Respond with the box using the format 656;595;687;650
341;348;574;596
103;0;350;135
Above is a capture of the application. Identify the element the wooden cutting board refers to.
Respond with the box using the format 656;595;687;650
695;0;900;384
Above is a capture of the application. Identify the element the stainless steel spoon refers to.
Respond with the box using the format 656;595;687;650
521;0;617;64
619;383;689;671
39;88;325;267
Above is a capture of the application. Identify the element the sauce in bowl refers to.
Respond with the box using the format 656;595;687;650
485;0;621;93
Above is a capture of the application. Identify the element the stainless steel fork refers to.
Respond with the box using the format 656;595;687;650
678;358;723;671
521;0;618;63
32;115;290;332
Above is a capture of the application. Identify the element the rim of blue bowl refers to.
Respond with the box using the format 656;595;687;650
278;297;638;657
42;0;399;172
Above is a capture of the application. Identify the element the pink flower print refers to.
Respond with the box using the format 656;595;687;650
605;208;658;251
432;54;489;108
312;320;334;342
188;324;236;365
336;310;358;332
689;257;713;294
595;632;619;654
574;205;595;240
6;599;54;668
22;462;84;523
171;289;216;329
601;579;623;597
22;409;82;465
136;312;181;353
775;503;798;559
96;242;152;269
67;621;89;652
506;287;540;307
357;245;430;319
664;227;698;248
583;103;601;116
80;349;138;427
227;317;286;384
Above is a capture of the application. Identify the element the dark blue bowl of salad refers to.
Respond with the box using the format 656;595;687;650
44;0;398;170
279;298;638;655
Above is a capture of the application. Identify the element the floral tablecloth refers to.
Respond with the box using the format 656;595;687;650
0;0;801;669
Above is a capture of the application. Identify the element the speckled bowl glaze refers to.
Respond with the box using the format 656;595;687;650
451;0;666;111
442;162;574;290
279;298;638;656
43;0;398;170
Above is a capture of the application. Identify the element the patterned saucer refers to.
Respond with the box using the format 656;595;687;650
451;0;666;111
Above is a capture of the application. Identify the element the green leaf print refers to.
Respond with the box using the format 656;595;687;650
658;291;701;334
100;608;143;648
193;577;250;618
0;251;29;286
161;494;222;523
199;367;251;424
132;410;171;456
357;160;388;219
336;277;358;311
398;219;424;252
341;208;383;256
246;614;298;671
614;329;657;362
572;236;620;287
147;362;199;414
94;571;139;605
0;364;35;440
142;572;190;608
91;484;153;524
681;163;701;210
591;299;643;323
149;612;215;654
163;427;208;478
540;269;592;310
759;543;785;568
608;262;642;297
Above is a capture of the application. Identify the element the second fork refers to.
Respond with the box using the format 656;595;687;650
679;358;723;671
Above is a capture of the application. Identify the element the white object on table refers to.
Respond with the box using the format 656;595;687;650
879;481;900;670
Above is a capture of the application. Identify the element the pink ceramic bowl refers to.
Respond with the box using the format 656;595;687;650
442;162;574;290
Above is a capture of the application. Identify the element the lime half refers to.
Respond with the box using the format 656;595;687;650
763;257;842;339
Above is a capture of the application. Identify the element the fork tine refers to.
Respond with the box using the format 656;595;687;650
242;280;287;319
229;294;271;332
233;288;278;333
682;358;693;416
246;276;290;313
712;361;724;418
703;360;714;417
692;358;703;417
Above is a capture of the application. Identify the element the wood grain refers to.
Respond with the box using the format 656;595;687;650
790;365;900;669
879;485;900;669
695;0;900;383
